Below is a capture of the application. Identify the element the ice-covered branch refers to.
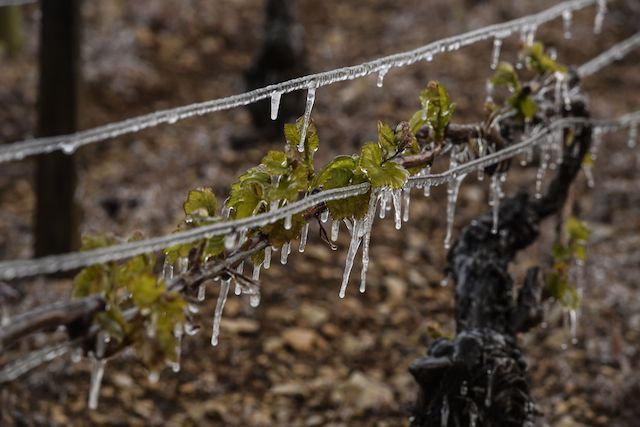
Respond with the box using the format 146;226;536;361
0;0;598;163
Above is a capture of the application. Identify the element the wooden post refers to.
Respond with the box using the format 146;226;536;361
34;0;82;257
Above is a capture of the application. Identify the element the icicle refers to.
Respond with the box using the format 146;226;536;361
176;256;188;274
252;262;261;281
377;67;389;88
402;189;411;223
535;144;550;198
221;206;231;219
331;220;340;241
460;381;468;396
469;402;478;427
298;84;317;152
593;0;607;34
569;309;578;344
234;262;244;295
525;25;537;46
148;371;159;384
590;128;603;160
270;91;282;120
485;367;494;407
628;123;638;148
284;214;292;230
490;37;503;70
249;292;261;308
197;283;206;301
339;218;364;298
88;357;106;410
490;173;502;234
184;322;199;336
299;222;309;252
444;174;466;249
162;260;174;281
263;246;272;269
562;10;572;39
224;233;236;251
280;242;291;265
485;79;494;104
392;188;402;230
171;324;182;372
583;164;595;188
71;347;82;363
320;210;329;223
441;396;450;427
360;191;379;293
210;277;231;346
379;189;388;219
61;142;78;155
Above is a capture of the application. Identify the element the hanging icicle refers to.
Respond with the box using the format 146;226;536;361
284;214;292;230
197;283;206;301
280;241;291;264
270;91;282;120
263;246;272;269
490;37;503;70
489;173;503;234
593;0;607;34
331;220;340;241
444;174;467;249
298;83;317;152
88;357;106;410
562;10;572;39
628;122;638;149
320;210;329;223
360;191;379;294
391;188;402;230
377;66;389;88
339;218;365;298
402;189;411;223
210;277;231;346
299;222;310;253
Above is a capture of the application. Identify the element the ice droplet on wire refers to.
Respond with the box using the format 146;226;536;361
298;84;317;152
210;277;231;346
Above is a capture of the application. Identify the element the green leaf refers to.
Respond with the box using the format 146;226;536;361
129;274;164;308
228;167;271;218
80;233;118;251
420;81;456;143
261;150;289;176
183;188;217;217
566;217;590;242
284;117;319;171
524;42;567;75
360;143;409;189
377;121;396;154
507;91;538;121
491;62;520;90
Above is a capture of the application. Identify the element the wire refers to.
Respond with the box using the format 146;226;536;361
1;112;638;280
578;32;640;77
0;0;598;164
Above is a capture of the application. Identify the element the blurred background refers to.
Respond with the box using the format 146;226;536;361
0;0;639;425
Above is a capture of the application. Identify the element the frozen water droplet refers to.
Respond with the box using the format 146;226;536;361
377;67;389;88
320;210;329;223
490;37;503;70
562;10;572;39
210;277;230;347
284;214;292;230
162;261;174;281
280;242;291;265
298;84;317;152
460;380;468;396
167;113;179;124
88;357;106;410
299;222;309;252
485;79;494;104
61;142;77;154
270;91;282;120
252;262;261;281
176;256;188;274
224;233;237;251
331;220;340;241
490;173;503;234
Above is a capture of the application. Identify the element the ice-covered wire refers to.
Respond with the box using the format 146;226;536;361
578;32;640;78
0;0;36;6
0;0;598;164
1;112;639;281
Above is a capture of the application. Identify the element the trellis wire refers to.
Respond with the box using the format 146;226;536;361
0;0;36;7
577;32;640;77
0;0;598;164
1;111;639;281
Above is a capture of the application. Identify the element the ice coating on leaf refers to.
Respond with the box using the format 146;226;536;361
360;191;379;293
88;358;106;410
210;277;231;346
298;84;317;152
331;220;340;241
280;241;291;264
270;91;282;120
339;218;365;298
299;222;309;252
392;188;402;230
444;174;467;249
263;246;272;269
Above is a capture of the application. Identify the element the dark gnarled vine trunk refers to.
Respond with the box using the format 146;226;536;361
409;99;591;426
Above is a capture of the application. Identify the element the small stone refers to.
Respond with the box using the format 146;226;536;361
282;328;319;353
